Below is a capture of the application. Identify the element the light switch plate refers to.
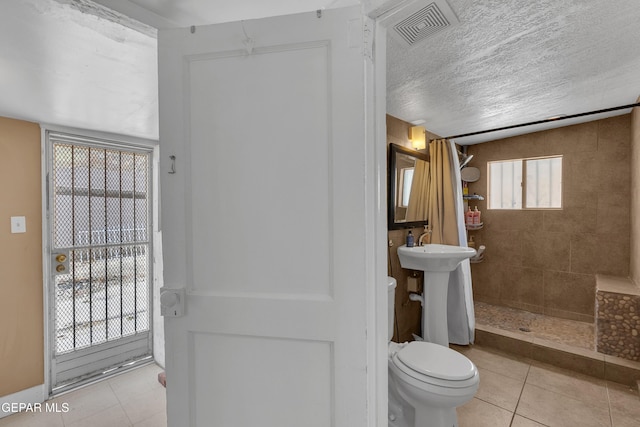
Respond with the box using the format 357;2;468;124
11;216;26;233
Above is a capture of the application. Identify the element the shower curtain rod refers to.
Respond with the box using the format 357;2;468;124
433;102;640;141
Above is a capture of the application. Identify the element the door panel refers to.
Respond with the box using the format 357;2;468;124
191;333;332;427
159;7;376;426
188;44;332;297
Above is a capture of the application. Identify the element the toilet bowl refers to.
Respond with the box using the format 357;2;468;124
387;277;479;427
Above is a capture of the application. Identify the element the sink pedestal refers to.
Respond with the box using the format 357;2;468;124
422;271;451;346
397;244;476;347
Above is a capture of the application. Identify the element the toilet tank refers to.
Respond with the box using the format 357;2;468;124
387;276;397;341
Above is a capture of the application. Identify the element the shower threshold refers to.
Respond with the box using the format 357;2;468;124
471;301;640;388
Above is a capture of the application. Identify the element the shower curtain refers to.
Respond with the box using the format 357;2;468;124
406;158;429;222
426;140;458;243
427;139;475;345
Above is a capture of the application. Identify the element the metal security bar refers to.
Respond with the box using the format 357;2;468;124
51;143;151;355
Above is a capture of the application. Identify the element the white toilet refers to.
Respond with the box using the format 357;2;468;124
387;277;479;427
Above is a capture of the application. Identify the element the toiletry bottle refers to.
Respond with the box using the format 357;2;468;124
406;230;414;247
473;206;481;225
463;182;469;196
468;235;476;249
465;206;474;226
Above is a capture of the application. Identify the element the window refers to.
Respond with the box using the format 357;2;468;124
488;156;562;209
399;167;414;207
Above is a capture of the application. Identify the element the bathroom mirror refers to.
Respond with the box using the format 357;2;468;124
388;143;430;230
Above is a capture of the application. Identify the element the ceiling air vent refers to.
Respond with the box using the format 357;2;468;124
387;0;459;47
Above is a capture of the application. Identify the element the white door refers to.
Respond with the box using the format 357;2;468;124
159;6;380;427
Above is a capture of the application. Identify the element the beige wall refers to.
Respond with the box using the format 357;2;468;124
631;101;640;286
387;115;420;341
386;115;442;341
0;117;44;397
467;115;631;322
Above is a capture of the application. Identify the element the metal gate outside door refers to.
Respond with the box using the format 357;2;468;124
47;132;153;392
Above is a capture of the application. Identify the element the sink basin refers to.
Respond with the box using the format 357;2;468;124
397;244;476;272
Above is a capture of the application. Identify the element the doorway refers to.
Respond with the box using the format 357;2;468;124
46;131;154;393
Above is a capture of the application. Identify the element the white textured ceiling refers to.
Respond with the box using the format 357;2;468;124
386;0;640;144
1;0;639;143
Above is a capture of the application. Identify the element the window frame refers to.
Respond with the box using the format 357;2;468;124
487;155;563;211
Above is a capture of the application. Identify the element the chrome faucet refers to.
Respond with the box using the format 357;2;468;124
418;225;432;246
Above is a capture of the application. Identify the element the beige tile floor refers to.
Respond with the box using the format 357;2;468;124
0;363;166;427
454;345;640;427
2;349;639;427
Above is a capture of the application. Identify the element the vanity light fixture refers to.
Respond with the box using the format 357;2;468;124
409;126;426;150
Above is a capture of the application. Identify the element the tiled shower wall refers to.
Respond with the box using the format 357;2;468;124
467;115;632;323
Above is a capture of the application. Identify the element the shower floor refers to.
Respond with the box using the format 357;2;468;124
474;301;596;351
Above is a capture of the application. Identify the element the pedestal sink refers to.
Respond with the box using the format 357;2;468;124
397;244;476;347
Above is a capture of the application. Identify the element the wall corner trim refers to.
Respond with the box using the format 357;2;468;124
0;384;46;419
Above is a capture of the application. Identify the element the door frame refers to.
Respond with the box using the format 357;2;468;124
40;124;160;397
369;14;389;426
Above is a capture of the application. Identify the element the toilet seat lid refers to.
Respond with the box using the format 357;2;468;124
396;342;476;381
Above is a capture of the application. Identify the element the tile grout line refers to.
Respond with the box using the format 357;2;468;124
107;381;135;427
508;362;532;427
604;381;614;427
